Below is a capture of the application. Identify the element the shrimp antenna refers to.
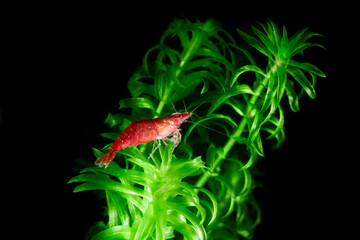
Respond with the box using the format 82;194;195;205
182;97;187;112
191;95;210;113
186;119;228;137
168;97;177;113
182;97;192;121
190;112;209;126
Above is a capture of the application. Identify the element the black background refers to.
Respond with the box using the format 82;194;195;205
2;2;358;239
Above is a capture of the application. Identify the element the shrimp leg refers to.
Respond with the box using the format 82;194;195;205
149;139;162;159
148;129;181;159
162;129;181;152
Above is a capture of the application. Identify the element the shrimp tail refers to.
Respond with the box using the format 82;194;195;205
95;148;117;168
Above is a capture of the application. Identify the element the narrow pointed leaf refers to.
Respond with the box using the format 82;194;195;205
100;132;120;141
73;179;151;200
208;85;256;115
105;113;125;128
264;105;285;142
230;65;268;87
120;147;156;172
251;25;276;56
131;205;156;240
237;29;272;58
168;202;205;240
81;167;151;187
119;97;155;111
91;225;131;240
260;71;277;113
288;66;316;99
194;186;218;226
92;147;105;159
167;211;200;240
291;43;325;58
127;68;154;97
288;27;309;48
288;59;326;77
285;80;300;112
275;64;288;105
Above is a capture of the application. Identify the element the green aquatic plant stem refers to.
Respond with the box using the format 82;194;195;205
156;99;166;116
196;70;270;188
155;23;210;116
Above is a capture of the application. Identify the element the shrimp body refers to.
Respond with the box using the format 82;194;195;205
95;112;192;167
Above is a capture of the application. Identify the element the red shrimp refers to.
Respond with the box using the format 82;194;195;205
95;112;193;167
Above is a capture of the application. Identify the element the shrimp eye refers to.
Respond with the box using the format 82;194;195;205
177;115;182;118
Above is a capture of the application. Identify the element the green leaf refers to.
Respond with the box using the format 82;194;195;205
288;59;326;78
106;191;119;227
195;186;218;226
167;156;205;180
288;66;316;99
237;169;252;198
119;97;155;111
127;67;154;97
91;225;131;240
167;211;200;240
168;64;186;88
168;201;205;240
263;122;285;150
287;30;324;58
275;63;288;105
176;183;207;224
247;113;265;157
158;141;175;168
285;80;300;112
106;191;130;226
259;70;277;114
280;25;289;55
92;147;105;159
208;85;256;115
171;72;205;101
263;105;285;149
230;65;268;87
211;175;235;219
131;205;156;240
237;29;272;58
287;27;309;55
72;177;151;200
68;173;108;184
105;113;125;128
81;167;151;187
154;71;168;102
179;28;207;68
235;198;261;238
143;44;180;74
206;143;218;170
253;133;264;157
120;147;156;172
224;99;246;117
291;42;325;58
152;194;168;240
240;146;260;170
251;24;277;56
100;132;120;141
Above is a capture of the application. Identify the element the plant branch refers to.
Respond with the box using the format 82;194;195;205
195;71;270;188
156;30;208;115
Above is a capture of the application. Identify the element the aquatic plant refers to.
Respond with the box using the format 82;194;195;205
69;18;325;239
